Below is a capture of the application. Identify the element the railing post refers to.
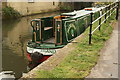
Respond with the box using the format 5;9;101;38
99;9;102;30
105;7;107;23
108;5;110;16
116;2;119;20
89;13;93;45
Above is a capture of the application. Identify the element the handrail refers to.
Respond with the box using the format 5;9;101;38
92;4;117;25
89;2;119;44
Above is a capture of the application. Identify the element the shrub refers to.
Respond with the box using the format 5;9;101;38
2;6;21;19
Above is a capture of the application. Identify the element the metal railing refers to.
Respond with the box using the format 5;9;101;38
89;2;119;44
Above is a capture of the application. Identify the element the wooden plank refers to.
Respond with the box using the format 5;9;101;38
44;27;53;30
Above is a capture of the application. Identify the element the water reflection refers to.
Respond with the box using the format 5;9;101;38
2;12;60;78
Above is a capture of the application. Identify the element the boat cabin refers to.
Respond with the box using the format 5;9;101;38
28;6;104;49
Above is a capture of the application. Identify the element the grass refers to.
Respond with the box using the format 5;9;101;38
34;13;116;78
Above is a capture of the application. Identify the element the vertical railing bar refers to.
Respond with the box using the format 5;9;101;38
89;13;93;45
116;2;119;20
105;7;107;23
99;9;102;30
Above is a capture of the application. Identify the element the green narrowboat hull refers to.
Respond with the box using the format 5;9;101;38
27;6;105;57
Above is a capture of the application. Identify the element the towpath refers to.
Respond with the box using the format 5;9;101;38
86;17;119;78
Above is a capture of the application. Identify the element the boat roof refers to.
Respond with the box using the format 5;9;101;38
62;7;105;20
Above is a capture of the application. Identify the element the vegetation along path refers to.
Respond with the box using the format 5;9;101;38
86;19;118;78
22;14;117;79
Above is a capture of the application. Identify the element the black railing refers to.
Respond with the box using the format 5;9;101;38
89;2;119;44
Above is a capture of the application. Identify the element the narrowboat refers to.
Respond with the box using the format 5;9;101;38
27;6;105;63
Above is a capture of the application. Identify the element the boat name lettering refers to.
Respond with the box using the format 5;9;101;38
40;49;56;53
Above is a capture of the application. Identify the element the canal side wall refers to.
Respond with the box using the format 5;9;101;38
6;2;59;16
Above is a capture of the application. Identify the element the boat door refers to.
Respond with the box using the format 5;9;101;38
31;19;43;43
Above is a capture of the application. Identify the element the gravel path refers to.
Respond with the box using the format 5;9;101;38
86;19;119;78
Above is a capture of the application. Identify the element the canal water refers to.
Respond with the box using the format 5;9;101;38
2;12;60;78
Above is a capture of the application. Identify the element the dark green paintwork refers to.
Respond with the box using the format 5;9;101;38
28;9;100;49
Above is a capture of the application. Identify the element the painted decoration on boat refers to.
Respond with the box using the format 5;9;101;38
65;20;77;41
